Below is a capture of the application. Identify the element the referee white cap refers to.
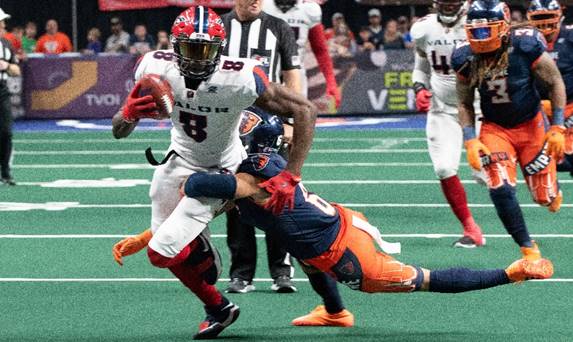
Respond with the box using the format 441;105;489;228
0;8;11;22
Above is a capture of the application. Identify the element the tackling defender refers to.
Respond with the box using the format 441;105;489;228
111;6;316;339
113;151;553;314
527;0;573;176
453;0;566;261
411;0;486;248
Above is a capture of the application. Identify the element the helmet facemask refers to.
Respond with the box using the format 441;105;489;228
434;0;466;24
275;0;297;13
528;9;562;42
172;35;224;80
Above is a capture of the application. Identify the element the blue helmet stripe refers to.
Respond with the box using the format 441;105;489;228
194;6;201;33
203;9;209;34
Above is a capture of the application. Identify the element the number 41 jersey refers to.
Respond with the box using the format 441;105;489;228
134;50;268;168
411;14;468;113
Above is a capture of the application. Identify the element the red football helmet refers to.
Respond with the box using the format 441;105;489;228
171;6;226;80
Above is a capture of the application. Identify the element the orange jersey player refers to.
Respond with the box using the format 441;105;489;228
453;1;566;260
113;152;553;328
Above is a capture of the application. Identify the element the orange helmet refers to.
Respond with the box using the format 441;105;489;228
465;0;511;54
527;0;562;42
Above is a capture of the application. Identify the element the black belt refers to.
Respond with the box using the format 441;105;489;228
145;147;180;166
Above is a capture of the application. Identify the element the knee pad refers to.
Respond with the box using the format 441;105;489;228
526;172;559;206
330;248;363;291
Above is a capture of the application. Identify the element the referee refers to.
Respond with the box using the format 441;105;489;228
0;8;20;186
222;0;301;294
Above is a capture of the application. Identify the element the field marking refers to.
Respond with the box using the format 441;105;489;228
12;179;573;187
13;149;432;156
14;137;427;144
12;162;435;169
2;234;573;239
2;202;573;211
0;277;569;283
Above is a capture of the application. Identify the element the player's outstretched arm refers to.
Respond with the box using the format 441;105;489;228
533;52;567;159
255;82;317;176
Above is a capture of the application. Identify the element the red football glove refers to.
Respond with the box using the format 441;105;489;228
327;83;341;109
122;82;159;123
259;170;301;215
415;88;432;113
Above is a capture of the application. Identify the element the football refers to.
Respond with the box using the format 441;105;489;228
138;73;174;119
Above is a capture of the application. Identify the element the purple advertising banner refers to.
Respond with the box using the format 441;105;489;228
23;54;137;119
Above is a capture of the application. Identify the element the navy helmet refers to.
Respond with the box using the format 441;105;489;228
465;0;511;53
239;107;284;154
528;0;562;41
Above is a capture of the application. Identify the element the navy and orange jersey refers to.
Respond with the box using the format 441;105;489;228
236;153;340;260
544;24;573;102
452;28;546;128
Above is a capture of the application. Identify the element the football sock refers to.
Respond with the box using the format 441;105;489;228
489;184;532;247
440;175;474;229
147;239;198;268
307;272;345;314
429;268;510;293
169;262;223;307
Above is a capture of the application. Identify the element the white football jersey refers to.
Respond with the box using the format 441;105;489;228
135;50;263;167
411;14;468;112
263;0;322;62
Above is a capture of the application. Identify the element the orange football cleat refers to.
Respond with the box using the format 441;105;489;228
291;305;354;327
520;241;542;261
505;258;554;282
548;190;563;213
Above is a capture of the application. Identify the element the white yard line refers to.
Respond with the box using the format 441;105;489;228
1;234;572;239
14;137;427;144
12;162;435;169
0;277;568;282
13;149;432;155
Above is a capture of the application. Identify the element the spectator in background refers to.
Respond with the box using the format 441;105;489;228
4;26;24;59
82;27;102;54
156;30;171;50
367;8;384;50
382;19;405;50
397;16;414;49
21;22;36;54
105;17;129;53
511;9;525;23
35;19;72;54
129;24;154;55
325;13;355;57
358;27;375;51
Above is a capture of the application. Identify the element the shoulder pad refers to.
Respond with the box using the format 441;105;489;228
512;28;546;55
134;50;174;82
238;153;287;180
451;41;473;73
303;2;322;26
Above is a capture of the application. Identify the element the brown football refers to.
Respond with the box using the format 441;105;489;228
138;73;174;119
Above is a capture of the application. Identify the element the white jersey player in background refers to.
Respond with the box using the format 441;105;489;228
411;0;486;248
263;0;341;107
111;6;317;340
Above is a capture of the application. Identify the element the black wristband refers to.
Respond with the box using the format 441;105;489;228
413;82;427;94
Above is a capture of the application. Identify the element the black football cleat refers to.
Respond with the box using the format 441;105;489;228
193;297;240;340
1;177;16;186
271;275;297;293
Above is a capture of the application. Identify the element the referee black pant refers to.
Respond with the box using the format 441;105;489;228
226;207;293;281
0;86;13;179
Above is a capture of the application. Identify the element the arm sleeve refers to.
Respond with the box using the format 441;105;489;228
277;19;301;71
253;66;270;96
413;51;431;86
308;24;336;86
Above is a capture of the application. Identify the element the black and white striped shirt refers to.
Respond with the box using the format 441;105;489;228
221;11;300;83
0;38;16;82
